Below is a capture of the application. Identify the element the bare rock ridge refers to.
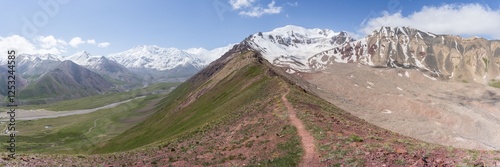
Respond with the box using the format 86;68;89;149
245;25;499;84
309;26;500;83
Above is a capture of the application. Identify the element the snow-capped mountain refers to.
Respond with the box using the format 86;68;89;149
242;25;500;83
65;51;123;71
243;25;354;71
184;44;235;64
107;45;205;71
18;53;62;62
16;53;63;80
64;51;93;65
64;51;144;88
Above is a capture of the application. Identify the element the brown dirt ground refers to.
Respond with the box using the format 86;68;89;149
282;86;320;166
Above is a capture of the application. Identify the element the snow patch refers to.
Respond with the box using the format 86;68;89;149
422;73;437;81
453;137;466;142
397;87;403;91
382;109;392;114
366;81;374;87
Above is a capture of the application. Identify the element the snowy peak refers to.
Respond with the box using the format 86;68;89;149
65;51;94;65
244;25;354;71
184;44;235;64
131;45;186;57
184;47;207;55
270;25;339;39
18;53;62;62
107;45;205;71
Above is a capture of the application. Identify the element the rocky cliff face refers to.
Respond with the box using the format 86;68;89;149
309;27;500;83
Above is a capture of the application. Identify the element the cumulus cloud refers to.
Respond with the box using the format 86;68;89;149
69;37;85;48
238;1;282;17
229;0;283;17
33;35;68;54
87;39;96;44
35;35;67;49
0;35;110;56
0;35;37;54
69;37;110;48
360;3;500;39
98;42;110;48
229;0;256;10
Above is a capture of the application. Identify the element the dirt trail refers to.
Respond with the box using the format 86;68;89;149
83;118;100;135
281;88;320;166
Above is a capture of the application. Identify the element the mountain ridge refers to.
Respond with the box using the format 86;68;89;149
245;25;500;84
18;60;114;102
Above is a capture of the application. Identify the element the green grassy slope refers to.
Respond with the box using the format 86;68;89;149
95;58;271;153
91;49;308;165
2;94;161;154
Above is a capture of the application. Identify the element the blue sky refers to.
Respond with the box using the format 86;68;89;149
1;0;500;56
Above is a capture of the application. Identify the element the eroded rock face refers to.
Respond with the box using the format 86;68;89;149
309;27;500;83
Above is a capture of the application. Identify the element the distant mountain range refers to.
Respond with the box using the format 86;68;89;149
0;45;234;103
3;25;499;103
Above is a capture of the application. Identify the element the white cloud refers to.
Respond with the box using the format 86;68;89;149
37;47;65;55
71;37;110;48
87;39;96;44
360;3;500;39
33;35;68;54
229;0;256;10
35;35;67;49
0;35;37;54
69;37;85;48
0;35;65;55
0;35;109;56
229;0;283;17
239;1;282;17
98;42;110;48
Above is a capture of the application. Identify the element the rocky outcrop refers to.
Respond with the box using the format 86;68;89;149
309;27;500;83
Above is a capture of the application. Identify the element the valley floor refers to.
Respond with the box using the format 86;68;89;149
303;62;500;150
0;96;145;121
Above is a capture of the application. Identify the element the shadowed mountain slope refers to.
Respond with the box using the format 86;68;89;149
18;60;114;101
